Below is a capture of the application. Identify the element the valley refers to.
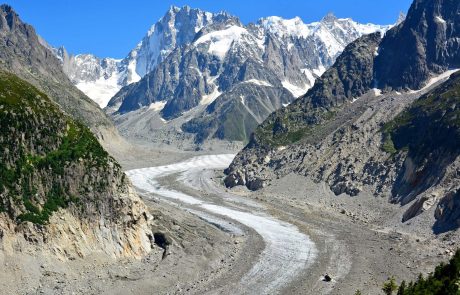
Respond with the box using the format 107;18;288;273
73;149;454;295
2;144;449;294
1;0;460;294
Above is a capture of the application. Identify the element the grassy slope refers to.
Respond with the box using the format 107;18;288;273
382;72;460;159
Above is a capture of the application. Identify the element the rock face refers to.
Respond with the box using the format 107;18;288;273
383;72;460;204
375;0;460;90
182;83;293;142
225;0;460;232
0;72;155;260
0;5;114;135
100;6;389;143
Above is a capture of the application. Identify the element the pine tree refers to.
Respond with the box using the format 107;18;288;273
382;277;398;295
396;280;406;295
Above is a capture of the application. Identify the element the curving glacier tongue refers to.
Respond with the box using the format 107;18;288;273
127;154;317;294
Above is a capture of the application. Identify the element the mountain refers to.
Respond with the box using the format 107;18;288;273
0;5;114;137
225;0;460;232
50;48;123;108
80;6;387;144
375;0;460;90
55;6;237;108
0;71;155;259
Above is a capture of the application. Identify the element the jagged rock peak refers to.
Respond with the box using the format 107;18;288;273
321;12;338;23
375;0;460;90
0;4;22;31
0;4;15;15
396;11;407;25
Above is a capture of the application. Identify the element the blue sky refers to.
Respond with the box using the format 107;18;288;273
7;0;413;58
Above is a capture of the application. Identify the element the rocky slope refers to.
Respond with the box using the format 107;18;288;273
0;72;156;260
0;5;114;137
225;0;460;232
99;7;389;143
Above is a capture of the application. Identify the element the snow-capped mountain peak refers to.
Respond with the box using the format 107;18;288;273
127;5;226;82
53;6;238;107
56;7;391;109
259;16;317;38
321;12;338;23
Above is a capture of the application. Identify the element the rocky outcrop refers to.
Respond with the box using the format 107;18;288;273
182;77;294;142
0;72;156;260
434;189;460;233
384;71;460;204
375;0;460;90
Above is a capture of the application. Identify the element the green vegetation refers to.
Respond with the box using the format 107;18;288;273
383;277;398;295
18;186;79;225
385;249;460;295
219;109;258;143
36;120;109;172
382;134;398;154
255;109;336;147
0;71;113;225
381;72;460;157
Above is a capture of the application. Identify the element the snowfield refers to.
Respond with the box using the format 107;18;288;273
127;154;317;294
194;26;248;59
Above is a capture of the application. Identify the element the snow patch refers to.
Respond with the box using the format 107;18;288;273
373;88;382;96
243;79;273;87
75;74;121;108
127;59;142;84
312;65;326;77
260;16;315;38
421;69;460;91
282;80;309;97
195;26;248;59
435;16;446;24
149;101;167;111
301;68;316;87
200;86;222;105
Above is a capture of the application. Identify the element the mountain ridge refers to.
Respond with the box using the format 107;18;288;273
224;0;460;233
83;6;391;145
0;71;156;260
54;6;390;109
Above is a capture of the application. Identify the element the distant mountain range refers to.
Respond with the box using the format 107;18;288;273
50;6;391;143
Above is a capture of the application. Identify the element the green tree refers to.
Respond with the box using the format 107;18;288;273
386;249;460;294
396;280;406;295
382;277;398;295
